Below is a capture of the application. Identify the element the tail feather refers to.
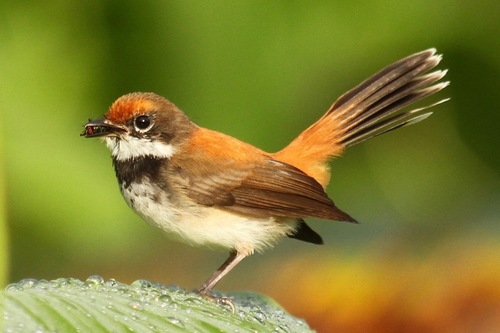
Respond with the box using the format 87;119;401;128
342;95;449;147
340;72;449;147
274;48;448;187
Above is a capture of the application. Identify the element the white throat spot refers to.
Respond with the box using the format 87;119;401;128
105;136;175;161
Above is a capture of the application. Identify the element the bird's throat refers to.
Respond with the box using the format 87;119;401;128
105;136;176;162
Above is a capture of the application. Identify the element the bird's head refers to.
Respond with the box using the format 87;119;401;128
82;92;194;161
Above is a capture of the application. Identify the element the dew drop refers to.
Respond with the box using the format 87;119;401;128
183;295;203;306
166;317;185;328
84;275;104;287
105;278;118;287
157;294;172;303
128;301;144;311
251;307;268;324
274;324;290;333
5;283;22;292
131;279;152;289
19;279;38;289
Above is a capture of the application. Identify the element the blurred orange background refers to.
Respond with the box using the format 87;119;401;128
1;2;498;332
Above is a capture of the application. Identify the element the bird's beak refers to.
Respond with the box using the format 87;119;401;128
80;118;127;138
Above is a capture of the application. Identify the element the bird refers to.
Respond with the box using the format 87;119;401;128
81;48;448;305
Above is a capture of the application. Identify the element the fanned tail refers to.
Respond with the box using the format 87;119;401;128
274;48;449;187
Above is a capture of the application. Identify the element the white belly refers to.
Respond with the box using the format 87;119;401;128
120;181;298;254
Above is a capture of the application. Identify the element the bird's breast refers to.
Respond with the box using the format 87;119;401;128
120;179;180;230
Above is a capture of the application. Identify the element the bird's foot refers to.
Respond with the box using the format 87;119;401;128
195;289;236;313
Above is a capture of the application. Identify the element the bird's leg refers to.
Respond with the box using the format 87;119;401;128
197;250;247;294
196;250;247;310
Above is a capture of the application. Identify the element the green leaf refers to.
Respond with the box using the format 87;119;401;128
2;276;314;332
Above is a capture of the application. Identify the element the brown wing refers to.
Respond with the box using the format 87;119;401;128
227;158;355;221
173;128;355;222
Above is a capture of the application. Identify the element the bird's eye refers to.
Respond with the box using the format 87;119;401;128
134;115;153;132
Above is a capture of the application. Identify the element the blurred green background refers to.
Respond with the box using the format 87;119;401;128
1;1;499;332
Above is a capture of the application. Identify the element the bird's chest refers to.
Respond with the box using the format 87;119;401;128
113;156;185;231
119;180;181;231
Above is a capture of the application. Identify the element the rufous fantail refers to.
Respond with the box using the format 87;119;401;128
82;48;448;306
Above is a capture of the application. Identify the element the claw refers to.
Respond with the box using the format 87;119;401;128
196;290;236;313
